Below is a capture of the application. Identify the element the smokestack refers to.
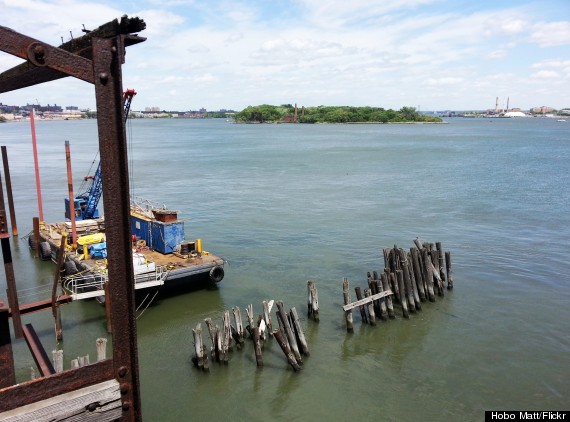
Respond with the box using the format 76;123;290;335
495;97;499;112
506;97;509;112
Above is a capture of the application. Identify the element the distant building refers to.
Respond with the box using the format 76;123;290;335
530;106;554;114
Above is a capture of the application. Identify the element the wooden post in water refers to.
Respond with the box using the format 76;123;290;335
273;329;301;371
192;323;205;370
421;249;436;302
445;251;454;290
252;327;263;367
290;307;309;355
307;280;319;322
354;286;368;323
364;289;376;326
262;300;273;335
381;273;395;319
410;248;426;302
396;270;409;318
276;301;301;364
245;304;255;338
342;278;354;332
436;242;447;287
96;338;107;361
401;259;416;313
406;254;421;310
32;217;40;259
52;349;64;373
232;306;244;344
221;311;231;363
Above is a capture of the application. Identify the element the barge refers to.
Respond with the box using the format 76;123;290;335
33;197;225;301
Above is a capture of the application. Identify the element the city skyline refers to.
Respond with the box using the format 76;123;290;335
1;0;569;111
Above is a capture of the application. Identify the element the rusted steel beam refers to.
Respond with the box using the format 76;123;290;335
0;16;145;93
0;359;114;412
8;295;72;317
92;35;141;420
22;323;55;377
0;301;16;389
1;147;18;236
0;170;23;339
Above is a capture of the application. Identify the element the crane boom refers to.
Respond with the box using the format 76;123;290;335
65;89;136;221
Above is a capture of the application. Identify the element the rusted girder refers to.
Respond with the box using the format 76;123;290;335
8;296;72;317
0;301;15;389
0;15;145;93
92;35;142;420
0;359;114;412
22;324;56;377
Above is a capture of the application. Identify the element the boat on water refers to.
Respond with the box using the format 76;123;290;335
29;90;224;301
32;196;225;301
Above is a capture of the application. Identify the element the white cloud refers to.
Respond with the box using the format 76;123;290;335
531;70;561;78
426;77;464;86
529;21;570;47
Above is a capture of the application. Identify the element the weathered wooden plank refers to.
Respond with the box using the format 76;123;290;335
0;379;121;422
342;290;393;311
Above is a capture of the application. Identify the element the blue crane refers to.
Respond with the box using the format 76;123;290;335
65;89;136;221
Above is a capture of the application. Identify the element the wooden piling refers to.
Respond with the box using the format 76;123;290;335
252;327;263;367
96;338;107;361
262;301;273;335
381;273;395;319
245;304;255;338
290;307;309;356
436;242;447;287
342;278;354;332
221;311;231;363
445;251;454;290
401;259;416;313
410;248;426;302
396;270;409;318
364;289;376;326
354;286;368;323
52;349;63;373
232;306;244;344
421;249;436;302
431;250;444;297
307;280;319;322
273;329;301;371
192;323;205;370
389;271;400;304
276;301;301;364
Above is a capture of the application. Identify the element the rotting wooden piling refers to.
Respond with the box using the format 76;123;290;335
396;270;409;318
342;278;354;332
273;329;301;371
445;251;454;290
381;273;395;319
364;289;376;326
276;301;302;364
252;327;263;367
290;307;309;356
307;280;319;322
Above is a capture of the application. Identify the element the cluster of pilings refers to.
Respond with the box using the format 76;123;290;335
342;239;453;331
28;338;107;380
192;282;318;372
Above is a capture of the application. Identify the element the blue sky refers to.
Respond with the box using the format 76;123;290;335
1;0;569;111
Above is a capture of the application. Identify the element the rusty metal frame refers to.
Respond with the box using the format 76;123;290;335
0;17;146;420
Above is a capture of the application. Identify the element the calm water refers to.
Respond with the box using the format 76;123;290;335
1;117;569;421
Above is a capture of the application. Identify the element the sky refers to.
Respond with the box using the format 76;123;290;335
1;0;569;112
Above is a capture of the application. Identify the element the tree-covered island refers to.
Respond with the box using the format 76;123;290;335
234;104;443;123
